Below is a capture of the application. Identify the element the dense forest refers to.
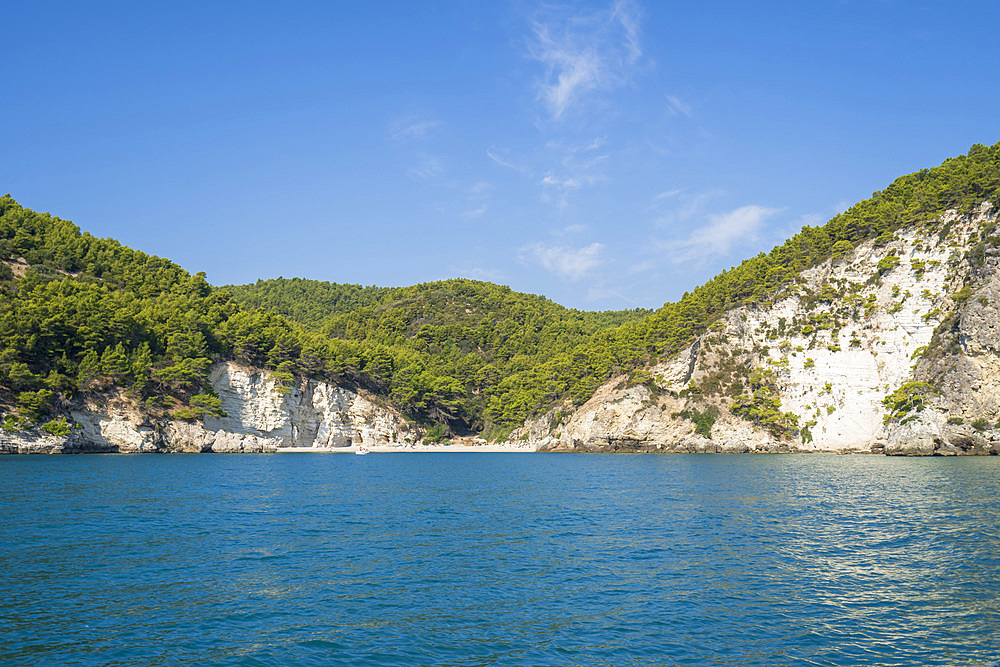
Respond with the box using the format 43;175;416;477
225;278;649;435
228;142;1000;434
2;142;999;437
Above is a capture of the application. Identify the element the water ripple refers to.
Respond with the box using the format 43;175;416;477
2;453;1000;665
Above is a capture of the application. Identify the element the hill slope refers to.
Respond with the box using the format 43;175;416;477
2;141;1000;453
227;142;1000;440
0;196;426;431
524;202;1000;454
224;277;648;435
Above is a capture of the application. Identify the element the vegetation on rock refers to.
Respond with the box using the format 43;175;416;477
882;381;934;424
2;142;1000;438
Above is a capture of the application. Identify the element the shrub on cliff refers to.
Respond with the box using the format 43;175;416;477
882;382;934;424
41;417;72;436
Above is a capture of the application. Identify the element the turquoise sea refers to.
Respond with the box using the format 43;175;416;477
2;453;999;666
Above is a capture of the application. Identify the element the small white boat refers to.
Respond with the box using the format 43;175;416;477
354;446;370;456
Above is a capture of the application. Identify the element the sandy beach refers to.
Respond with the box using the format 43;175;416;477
276;443;536;453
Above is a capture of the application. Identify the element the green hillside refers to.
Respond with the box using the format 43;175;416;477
229;142;1000;434
225;277;649;435
0;197;392;431
2;141;999;437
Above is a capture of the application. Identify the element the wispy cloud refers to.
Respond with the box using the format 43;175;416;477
458;181;492;220
610;0;641;62
460;204;488;220
586;285;643;306
520;241;605;281
665;95;692;118
526;0;643;119
650;189;725;227
772;205;843;243
668;205;780;263
555;223;585;235
486;148;530;174
541;174;582;190
627;258;657;275
652;188;684;201
558;137;610;170
565;153;609;170
388;117;442;143
407;155;446;181
534;138;611;210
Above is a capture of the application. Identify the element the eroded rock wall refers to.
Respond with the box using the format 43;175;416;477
1;362;420;454
203;363;415;448
529;204;1000;455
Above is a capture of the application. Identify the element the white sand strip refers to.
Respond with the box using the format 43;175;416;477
276;443;536;453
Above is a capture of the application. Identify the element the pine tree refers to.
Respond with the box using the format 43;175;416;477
77;350;101;388
131;343;153;396
100;343;130;380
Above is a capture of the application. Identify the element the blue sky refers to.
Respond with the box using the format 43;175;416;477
4;1;999;310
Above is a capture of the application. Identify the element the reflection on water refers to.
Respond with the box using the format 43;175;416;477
2;454;1000;666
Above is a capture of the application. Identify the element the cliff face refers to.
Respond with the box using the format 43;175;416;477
203;363;415;448
0;362;419;454
527;203;1000;455
7;205;1000;456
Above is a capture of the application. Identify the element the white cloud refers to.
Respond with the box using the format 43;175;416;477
652;188;684;201
665;95;692;118
669;205;780;263
562;152;609;171
533;138;610;212
526;0;643;119
772;204;848;243
460;204;487;220
533;36;600;120
388;117;442;142
627;258;656;274
651;189;724;227
555;223;585;235
541;174;581;190
407;156;445;181
520;241;605;281
486;148;529;174
611;0;642;63
586;285;642;305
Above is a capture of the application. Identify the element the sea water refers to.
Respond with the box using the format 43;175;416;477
2;453;999;666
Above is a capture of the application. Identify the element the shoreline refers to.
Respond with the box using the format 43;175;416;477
277;443;536;454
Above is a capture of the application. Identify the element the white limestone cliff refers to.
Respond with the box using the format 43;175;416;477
203;362;415;449
0;362;420;454
529;203;1000;454
7;206;1000;457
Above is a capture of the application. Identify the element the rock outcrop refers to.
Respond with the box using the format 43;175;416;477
203;363;416;448
1;362;419;454
7;204;1000;456
523;203;1000;455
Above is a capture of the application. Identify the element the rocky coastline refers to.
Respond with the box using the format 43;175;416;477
520;204;1000;457
6;204;1000;458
